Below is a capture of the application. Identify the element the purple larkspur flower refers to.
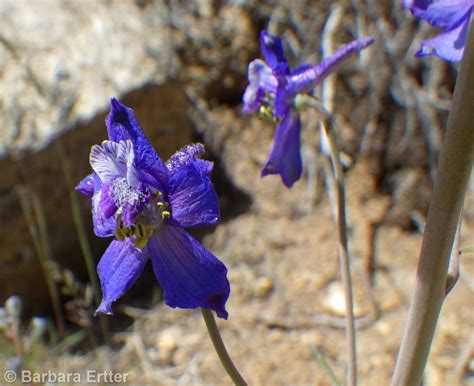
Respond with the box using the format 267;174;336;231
402;0;474;61
76;98;230;319
243;30;374;188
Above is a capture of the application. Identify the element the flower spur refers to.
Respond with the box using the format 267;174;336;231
76;98;230;319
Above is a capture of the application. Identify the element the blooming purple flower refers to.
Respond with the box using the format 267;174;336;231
76;98;230;319
402;0;474;61
243;30;374;188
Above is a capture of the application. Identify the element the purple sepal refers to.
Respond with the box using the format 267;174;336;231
95;239;148;315
415;11;470;61
260;30;287;69
107;98;170;183
286;37;375;95
147;226;230;319
194;159;214;177
166;143;205;173
404;0;473;29
261;111;302;188
403;0;473;62
166;143;214;177
274;87;291;119
167;160;220;228
76;173;96;196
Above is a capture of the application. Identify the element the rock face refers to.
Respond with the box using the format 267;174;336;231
0;0;452;315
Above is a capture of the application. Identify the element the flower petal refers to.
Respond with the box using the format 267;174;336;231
262;111;302;188
286;37;375;95
98;180;119;219
167;160;219;227
260;30;287;69
147;226;230;319
78;173;116;237
416;14;469;61
95;239;148;315
90;140;132;183
91;184;116;237
243;59;278;114
242;83;265;114
106;98;169;184
403;0;473;29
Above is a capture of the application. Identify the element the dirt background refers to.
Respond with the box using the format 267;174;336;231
0;1;473;385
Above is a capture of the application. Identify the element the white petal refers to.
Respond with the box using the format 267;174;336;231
90;140;133;182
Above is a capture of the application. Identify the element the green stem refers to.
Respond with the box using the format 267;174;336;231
312;346;342;386
391;21;474;386
15;187;66;340
200;308;247;386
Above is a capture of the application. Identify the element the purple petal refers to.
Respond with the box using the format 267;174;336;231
285;37;375;95
91;184;116;237
416;13;470;61
76;173;117;236
147;226;230;319
107;98;169;184
262;111;302;188
260;30;287;69
242;83;265;114
76;173;96;196
166;143;205;174
95;239;148;315
167;160;219;227
121;182;151;227
403;0;473;29
98;180;118;219
243;59;278;114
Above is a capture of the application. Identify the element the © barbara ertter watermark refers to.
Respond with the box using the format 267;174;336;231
4;369;129;384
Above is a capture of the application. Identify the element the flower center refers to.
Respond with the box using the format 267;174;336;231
111;178;146;208
258;92;278;122
114;191;171;248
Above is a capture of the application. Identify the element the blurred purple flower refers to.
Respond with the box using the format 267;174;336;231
76;98;230;319
402;0;474;61
243;30;374;187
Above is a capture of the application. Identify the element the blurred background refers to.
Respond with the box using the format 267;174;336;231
0;0;472;385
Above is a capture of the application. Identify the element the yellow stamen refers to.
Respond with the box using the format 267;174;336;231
134;236;148;248
114;228;126;241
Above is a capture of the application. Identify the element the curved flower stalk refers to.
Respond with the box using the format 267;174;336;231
76;98;230;319
243;30;374;187
402;0;474;61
